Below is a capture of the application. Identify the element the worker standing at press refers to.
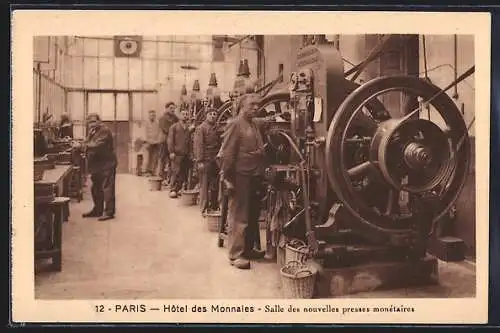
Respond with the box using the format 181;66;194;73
167;108;194;198
193;108;220;214
143;109;163;176
158;102;179;184
218;93;272;270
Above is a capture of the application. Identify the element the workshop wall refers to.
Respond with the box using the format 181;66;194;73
33;37;67;127
33;36;244;135
64;36;227;139
420;34;476;256
33;35;254;173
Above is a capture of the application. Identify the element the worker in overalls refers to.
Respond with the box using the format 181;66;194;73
193;108;220;214
78;113;117;221
218;93;270;269
167;108;194;198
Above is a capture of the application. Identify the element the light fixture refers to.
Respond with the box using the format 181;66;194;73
180;84;188;105
191;80;202;102
206;72;221;101
180;65;198;71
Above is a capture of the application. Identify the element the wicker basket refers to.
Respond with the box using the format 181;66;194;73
285;239;310;264
204;210;221;232
148;176;163;191
180;189;199;206
280;260;318;299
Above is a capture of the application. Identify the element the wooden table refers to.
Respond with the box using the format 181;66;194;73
34;165;73;272
39;164;73;197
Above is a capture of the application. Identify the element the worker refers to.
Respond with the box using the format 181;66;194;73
158;102;179;183
218;93;275;270
143;109;163;176
57;113;74;139
167;108;194;198
193;108;220;214
76;113;117;221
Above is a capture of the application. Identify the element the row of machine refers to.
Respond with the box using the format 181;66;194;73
165;36;473;297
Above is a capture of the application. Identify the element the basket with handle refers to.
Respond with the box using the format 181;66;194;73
280;260;317;299
285;239;310;264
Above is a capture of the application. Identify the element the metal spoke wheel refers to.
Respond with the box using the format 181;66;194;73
326;76;471;246
216;91;292;128
215;101;234;129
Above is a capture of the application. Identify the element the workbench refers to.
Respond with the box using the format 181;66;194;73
39;164;73;196
34;164;73;272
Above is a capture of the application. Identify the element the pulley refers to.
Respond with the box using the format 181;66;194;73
325;75;470;245
369;117;452;193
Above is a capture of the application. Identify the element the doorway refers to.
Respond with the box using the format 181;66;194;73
85;92;131;174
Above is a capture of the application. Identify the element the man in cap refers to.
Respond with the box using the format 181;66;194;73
78;113;117;221
193;108;220;214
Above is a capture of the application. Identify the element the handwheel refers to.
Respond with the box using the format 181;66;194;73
325;75;471;246
215;101;234;129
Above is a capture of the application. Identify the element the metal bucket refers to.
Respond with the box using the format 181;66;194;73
180;189;199;206
148;176;163;191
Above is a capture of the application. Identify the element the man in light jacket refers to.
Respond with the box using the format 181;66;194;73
143;109;163;176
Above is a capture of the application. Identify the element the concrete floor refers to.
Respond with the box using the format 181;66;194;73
35;174;476;299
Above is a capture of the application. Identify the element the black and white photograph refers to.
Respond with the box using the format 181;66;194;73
12;11;490;324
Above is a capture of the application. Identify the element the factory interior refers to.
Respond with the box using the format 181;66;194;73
33;34;477;299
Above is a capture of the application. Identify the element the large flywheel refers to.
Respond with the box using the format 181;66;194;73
326;76;471;246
